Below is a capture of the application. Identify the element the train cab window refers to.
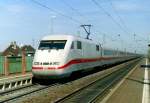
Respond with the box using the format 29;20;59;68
77;41;82;49
96;45;99;51
38;40;67;50
71;42;74;49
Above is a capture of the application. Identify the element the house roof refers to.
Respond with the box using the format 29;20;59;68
2;42;20;56
2;42;35;56
21;45;35;53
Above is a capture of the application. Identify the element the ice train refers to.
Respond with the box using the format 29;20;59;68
32;35;137;79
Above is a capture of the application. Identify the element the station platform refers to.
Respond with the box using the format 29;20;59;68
101;58;150;103
0;72;32;79
0;72;33;93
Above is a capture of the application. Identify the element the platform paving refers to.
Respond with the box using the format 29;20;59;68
102;58;149;103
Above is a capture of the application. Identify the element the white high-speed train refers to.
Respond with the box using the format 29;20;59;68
32;35;137;79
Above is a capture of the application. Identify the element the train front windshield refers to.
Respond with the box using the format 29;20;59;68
38;40;67;50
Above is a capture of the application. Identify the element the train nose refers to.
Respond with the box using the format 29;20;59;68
32;67;68;79
34;50;64;63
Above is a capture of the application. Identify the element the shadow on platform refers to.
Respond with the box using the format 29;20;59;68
126;77;150;85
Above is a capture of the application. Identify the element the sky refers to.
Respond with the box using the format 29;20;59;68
0;0;150;54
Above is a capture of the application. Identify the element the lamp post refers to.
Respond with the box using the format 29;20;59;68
103;33;106;46
50;15;56;34
118;34;124;50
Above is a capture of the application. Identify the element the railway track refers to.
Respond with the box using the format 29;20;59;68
54;60;140;103
0;59;140;103
0;83;58;103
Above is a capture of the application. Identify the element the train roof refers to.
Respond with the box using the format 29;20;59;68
41;34;99;44
42;34;73;40
40;34;136;54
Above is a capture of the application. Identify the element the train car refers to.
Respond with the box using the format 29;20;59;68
32;35;136;79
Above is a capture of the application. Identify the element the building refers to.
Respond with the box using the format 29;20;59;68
2;41;35;57
21;45;35;56
2;41;21;57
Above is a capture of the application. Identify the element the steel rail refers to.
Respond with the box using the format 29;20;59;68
0;83;58;103
54;59;140;103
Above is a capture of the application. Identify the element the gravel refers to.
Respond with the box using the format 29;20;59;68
10;61;132;103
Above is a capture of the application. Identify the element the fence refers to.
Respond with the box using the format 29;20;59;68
0;56;33;76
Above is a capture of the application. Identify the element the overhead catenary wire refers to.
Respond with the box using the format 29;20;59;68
92;0;147;44
108;0;134;47
95;31;116;41
30;0;82;24
109;0;146;41
60;0;89;22
109;0;131;34
110;1;146;47
134;33;148;41
59;0;93;38
31;0;141;53
91;0;130;35
91;0;147;51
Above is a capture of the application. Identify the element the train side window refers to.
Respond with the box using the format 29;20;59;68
71;42;74;49
77;41;82;49
96;45;99;51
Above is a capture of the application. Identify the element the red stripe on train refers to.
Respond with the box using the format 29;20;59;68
32;57;115;70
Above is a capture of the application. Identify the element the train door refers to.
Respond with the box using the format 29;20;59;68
76;41;82;58
70;41;82;58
